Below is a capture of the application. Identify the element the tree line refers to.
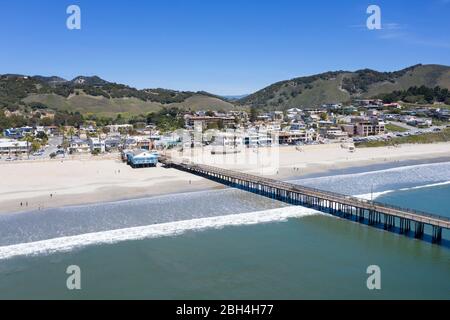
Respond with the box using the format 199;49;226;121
376;86;450;104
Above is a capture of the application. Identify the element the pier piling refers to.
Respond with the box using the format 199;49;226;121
161;158;450;245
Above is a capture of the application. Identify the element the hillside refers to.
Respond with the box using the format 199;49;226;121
2;64;449;116
238;64;450;109
0;74;237;117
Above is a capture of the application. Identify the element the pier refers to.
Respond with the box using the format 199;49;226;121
162;158;450;244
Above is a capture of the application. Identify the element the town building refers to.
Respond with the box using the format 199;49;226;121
320;127;349;140
0;139;30;156
124;136;154;150
106;124;134;133
355;121;386;136
184;115;235;129
125;150;159;168
88;137;106;153
278;129;316;145
69;138;91;154
3;126;33;139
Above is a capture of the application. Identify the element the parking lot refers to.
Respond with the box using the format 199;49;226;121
0;136;63;162
352;122;448;144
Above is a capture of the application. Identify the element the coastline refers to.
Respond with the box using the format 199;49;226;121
1;142;450;215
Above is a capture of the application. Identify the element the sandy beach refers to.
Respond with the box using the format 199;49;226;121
1;142;450;214
167;142;450;178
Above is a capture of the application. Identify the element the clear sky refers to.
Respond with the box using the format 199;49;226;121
0;0;449;95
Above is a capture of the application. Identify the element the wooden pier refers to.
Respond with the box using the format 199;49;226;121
161;158;450;244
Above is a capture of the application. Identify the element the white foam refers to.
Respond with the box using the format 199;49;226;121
357;190;394;200
356;180;450;200
0;206;320;260
326;161;450;179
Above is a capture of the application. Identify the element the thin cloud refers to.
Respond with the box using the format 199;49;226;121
350;21;450;49
378;31;450;49
382;23;404;30
404;36;450;49
378;31;406;40
349;22;406;31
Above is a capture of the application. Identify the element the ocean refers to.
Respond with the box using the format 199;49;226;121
0;161;449;299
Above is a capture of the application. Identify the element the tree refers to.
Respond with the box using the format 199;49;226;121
207;122;219;130
40;117;53;127
115;113;125;125
320;113;328;121
250;106;259;123
31;141;41;153
36;131;48;143
62;127;76;152
23;133;34;159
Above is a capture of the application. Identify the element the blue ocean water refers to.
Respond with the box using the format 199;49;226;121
0;161;449;299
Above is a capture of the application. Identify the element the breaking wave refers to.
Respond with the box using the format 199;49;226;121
0;206;320;260
292;161;450;196
356;180;450;200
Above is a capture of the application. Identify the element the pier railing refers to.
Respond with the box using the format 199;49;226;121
161;157;450;242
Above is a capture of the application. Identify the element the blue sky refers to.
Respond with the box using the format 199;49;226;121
0;0;449;95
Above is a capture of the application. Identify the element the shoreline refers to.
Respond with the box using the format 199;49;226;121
286;155;450;181
1;142;450;215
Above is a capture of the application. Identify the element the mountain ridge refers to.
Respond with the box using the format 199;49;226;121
237;64;450;109
1;64;449;116
0;74;236;116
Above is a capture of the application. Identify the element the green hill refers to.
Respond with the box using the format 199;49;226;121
0;74;237;117
2;64;449;117
238;64;450;109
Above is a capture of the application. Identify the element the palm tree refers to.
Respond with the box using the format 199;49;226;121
63;127;76;153
68;128;75;141
13;142;19;159
59;125;67;150
24;133;34;159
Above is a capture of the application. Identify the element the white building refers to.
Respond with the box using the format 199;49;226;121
69;138;91;154
106;124;134;133
212;132;244;147
0;139;30;155
89;137;106;153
